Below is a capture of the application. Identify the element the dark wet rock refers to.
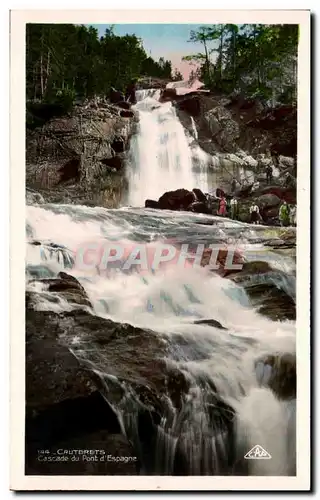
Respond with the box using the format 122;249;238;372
57;157;80;184
100;155;123;171
120;109;134;118
254;286;296;321
111;138;125;153
234;183;254;199
116;100;131;110
25;305;241;475
158;188;196;211
256;193;281;208
26;309;96;412
194;318;227;330
26;307;190;413
145;199;160;209
176;95;201;116
228;263;295;321
28;272;92;309
159;88;177;101
24;309;138;474
192;187;207;203
255;353;296;400
187;201;211;214
259;185;296;204
229;261;272;278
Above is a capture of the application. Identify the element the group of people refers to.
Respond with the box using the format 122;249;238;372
217;195;296;227
279;201;296;226
217;196;239;220
249;200;297;226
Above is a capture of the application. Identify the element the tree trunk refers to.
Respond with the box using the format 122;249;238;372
203;39;210;82
233;29;237;85
44;49;51;96
40;52;44;98
220;29;223;80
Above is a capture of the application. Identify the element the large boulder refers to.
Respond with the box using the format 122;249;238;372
27;272;92;309
192;188;207;203
25;307;139;475
256;193;281;209
145;199;160;209
259;186;296;204
158;189;196;211
187;201;210;214
234;184;253;199
25;305;241;474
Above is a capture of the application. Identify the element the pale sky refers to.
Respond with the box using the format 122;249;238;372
88;24;219;79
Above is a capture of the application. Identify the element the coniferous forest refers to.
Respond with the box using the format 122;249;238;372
184;24;298;105
26;23;298;109
26;24;173;104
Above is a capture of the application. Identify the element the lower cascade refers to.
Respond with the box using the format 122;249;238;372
25;90;296;476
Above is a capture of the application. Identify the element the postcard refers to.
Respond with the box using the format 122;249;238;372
10;9;310;491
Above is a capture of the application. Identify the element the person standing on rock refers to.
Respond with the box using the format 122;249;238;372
279;200;290;227
266;164;273;184
230;197;238;220
249;203;261;224
231;178;237;193
217;196;227;217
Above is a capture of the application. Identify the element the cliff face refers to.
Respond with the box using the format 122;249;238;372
173;92;297;159
26;100;138;207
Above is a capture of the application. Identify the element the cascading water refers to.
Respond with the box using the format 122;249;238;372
26;199;296;475
126;89;209;206
25;85;296;477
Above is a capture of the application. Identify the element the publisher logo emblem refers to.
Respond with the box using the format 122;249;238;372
244;445;272;460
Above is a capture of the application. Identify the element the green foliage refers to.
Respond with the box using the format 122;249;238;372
184;24;298;104
26;24;173;102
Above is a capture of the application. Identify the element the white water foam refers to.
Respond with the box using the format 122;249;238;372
126;90;209;206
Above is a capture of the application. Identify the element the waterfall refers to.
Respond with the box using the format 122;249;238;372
126;90;209;207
